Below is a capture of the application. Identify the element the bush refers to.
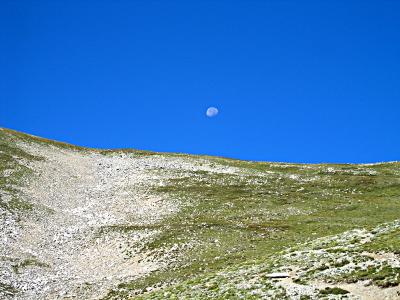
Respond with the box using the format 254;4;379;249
319;287;349;295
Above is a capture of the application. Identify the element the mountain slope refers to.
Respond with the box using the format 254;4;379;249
0;128;399;299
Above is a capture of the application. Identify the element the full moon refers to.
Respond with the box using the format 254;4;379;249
206;107;219;117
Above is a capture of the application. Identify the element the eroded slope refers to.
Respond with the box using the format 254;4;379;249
0;129;240;299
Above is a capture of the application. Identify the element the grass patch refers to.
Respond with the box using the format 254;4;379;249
342;263;400;288
0;131;44;212
0;282;18;296
362;229;400;254
104;159;400;298
319;287;349;295
12;258;49;274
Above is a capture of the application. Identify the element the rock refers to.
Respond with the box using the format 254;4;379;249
364;279;373;286
265;272;290;278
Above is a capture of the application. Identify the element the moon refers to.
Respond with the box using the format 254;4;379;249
206;107;219;117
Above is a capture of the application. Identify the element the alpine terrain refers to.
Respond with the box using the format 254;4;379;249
0;128;399;300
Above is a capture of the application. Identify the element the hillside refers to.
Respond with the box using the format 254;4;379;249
0;128;399;300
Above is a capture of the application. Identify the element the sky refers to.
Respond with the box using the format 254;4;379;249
1;0;400;163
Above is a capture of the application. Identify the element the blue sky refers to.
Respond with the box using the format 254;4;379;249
1;1;399;163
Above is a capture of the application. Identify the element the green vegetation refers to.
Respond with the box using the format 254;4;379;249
12;258;49;274
105;158;400;297
362;228;400;254
319;287;349;295
1;128;399;299
124;221;400;299
0;129;43;212
0;128;86;151
342;263;400;288
0;282;17;296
